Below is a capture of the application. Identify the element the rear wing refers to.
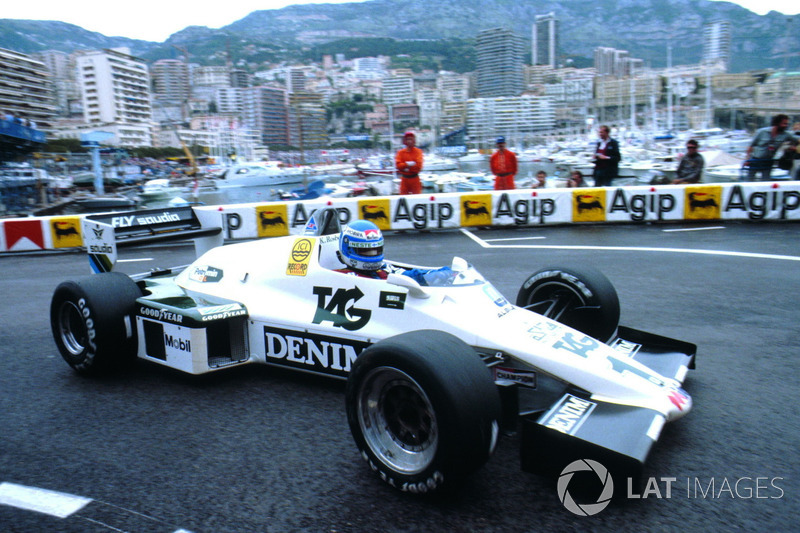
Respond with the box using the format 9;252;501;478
81;207;223;273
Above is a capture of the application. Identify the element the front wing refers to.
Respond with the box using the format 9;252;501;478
517;326;695;491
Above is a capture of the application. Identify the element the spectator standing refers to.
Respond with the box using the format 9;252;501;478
672;139;705;184
395;131;424;195
592;125;621;187
490;136;518;190
746;114;797;181
532;170;547;188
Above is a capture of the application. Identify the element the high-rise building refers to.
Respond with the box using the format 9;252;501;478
417;88;441;128
289;92;327;149
74;48;152;146
0;47;53;159
151;59;190;106
533;13;559;69
382;76;414;105
703;20;732;71
467;95;554;145
242;85;289;147
216;87;245;115
194;66;231;88
287;67;307;94
230;69;250;88
0;47;56;128
437;73;470;102
475;28;524;98
593;47;641;77
33;50;79;118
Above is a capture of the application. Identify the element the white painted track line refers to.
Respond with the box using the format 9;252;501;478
460;228;800;262
0;482;91;518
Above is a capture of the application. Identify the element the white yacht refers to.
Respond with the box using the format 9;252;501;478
215;162;308;188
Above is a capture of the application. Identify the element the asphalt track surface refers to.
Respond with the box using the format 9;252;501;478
1;222;798;532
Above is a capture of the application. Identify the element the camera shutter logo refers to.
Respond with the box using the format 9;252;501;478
557;459;614;516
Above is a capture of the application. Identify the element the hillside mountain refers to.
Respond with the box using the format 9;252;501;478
1;0;797;72
0;20;154;56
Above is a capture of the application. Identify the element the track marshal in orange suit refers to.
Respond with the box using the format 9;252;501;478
395;130;424;195
490;136;517;190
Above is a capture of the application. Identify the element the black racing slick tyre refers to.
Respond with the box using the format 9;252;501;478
346;330;501;494
516;266;620;343
50;272;142;375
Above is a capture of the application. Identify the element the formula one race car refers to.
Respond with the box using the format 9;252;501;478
50;206;695;494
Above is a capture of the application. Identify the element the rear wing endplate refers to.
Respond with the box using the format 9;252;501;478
81;207;223;273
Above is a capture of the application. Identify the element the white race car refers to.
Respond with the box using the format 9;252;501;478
50;206;695;494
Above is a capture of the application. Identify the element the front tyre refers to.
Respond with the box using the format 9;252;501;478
516;266;620;342
346;330;500;494
50;272;142;375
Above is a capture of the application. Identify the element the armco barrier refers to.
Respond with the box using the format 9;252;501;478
2;182;799;253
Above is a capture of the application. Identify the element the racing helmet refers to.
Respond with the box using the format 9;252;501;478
339;220;384;271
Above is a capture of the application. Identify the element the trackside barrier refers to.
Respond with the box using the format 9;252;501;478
2;182;799;253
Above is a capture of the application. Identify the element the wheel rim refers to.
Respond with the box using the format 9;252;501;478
521;281;587;324
57;301;89;356
357;366;438;475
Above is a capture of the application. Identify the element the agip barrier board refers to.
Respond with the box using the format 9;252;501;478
1;182;799;253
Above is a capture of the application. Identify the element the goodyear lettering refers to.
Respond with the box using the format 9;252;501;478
140;306;184;324
724;185;800;220
200;310;247;321
313;286;371;331
392;197;454;229
543;395;595;435
609;189;676;221
495;193;556;224
198;304;247;321
164;334;191;352
523;271;593;298
77;298;97;352
263;325;370;376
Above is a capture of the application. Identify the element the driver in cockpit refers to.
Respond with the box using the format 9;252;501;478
335;220;455;285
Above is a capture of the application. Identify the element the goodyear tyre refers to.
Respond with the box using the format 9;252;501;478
50;272;142;375
516;266;620;342
346;330;500;494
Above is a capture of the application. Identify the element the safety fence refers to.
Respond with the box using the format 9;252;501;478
2;181;798;253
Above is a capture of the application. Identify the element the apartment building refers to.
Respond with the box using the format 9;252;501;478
382;76;415;105
74;48;152;147
475;27;525;98
216;87;245;115
533;13;559;69
0;47;57;129
151;59;190;106
703;20;732;72
467;95;555;146
242;85;290;147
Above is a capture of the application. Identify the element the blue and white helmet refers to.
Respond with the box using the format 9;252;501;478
339;220;384;271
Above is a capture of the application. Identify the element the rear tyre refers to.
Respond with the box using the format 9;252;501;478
516;266;620;342
50;272;141;375
346;330;500;494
